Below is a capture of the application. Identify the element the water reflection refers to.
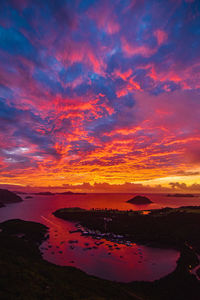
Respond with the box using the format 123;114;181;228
40;216;179;282
1;193;199;282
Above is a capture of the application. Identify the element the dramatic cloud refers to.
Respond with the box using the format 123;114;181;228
0;0;200;190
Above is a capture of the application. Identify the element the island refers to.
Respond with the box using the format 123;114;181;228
33;191;86;196
166;193;195;197
34;192;55;195
127;195;153;204
0;189;23;207
57;191;86;195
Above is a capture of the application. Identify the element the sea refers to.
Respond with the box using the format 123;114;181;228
0;193;199;282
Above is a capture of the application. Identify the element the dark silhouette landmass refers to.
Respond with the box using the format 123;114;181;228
0;219;139;300
25;196;33;199
33;191;86;196
0;189;22;206
53;206;200;252
0;219;48;243
34;192;55;195
197;267;200;279
58;191;74;194
57;191;86;195
166;193;195;197
127;195;153;204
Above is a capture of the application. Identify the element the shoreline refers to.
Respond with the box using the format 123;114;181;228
0;213;200;299
53;206;200;252
0;200;200;299
53;206;200;281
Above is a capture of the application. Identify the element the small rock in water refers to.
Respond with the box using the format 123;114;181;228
68;240;78;244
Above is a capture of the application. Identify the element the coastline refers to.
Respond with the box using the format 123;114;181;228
0;217;200;300
53;206;200;253
0;192;200;299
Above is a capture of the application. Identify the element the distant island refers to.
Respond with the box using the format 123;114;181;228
0;189;23;207
166;193;195;197
127;195;153;204
34;191;86;196
34;192;55;195
57;191;86;195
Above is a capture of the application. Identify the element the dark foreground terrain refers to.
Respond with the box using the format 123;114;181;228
0;219;140;300
0;189;22;207
54;206;200;252
0;207;200;299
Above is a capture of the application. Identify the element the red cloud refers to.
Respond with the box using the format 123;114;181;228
154;29;168;46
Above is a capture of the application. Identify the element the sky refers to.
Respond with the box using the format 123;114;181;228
0;0;200;193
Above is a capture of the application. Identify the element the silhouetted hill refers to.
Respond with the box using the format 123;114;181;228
0;189;22;204
34;192;55;195
127;195;153;204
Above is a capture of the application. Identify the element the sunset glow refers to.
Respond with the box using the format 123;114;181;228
0;0;200;192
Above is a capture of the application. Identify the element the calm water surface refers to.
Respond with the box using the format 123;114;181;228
0;193;199;282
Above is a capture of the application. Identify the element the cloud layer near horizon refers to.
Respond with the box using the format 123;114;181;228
0;0;200;190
